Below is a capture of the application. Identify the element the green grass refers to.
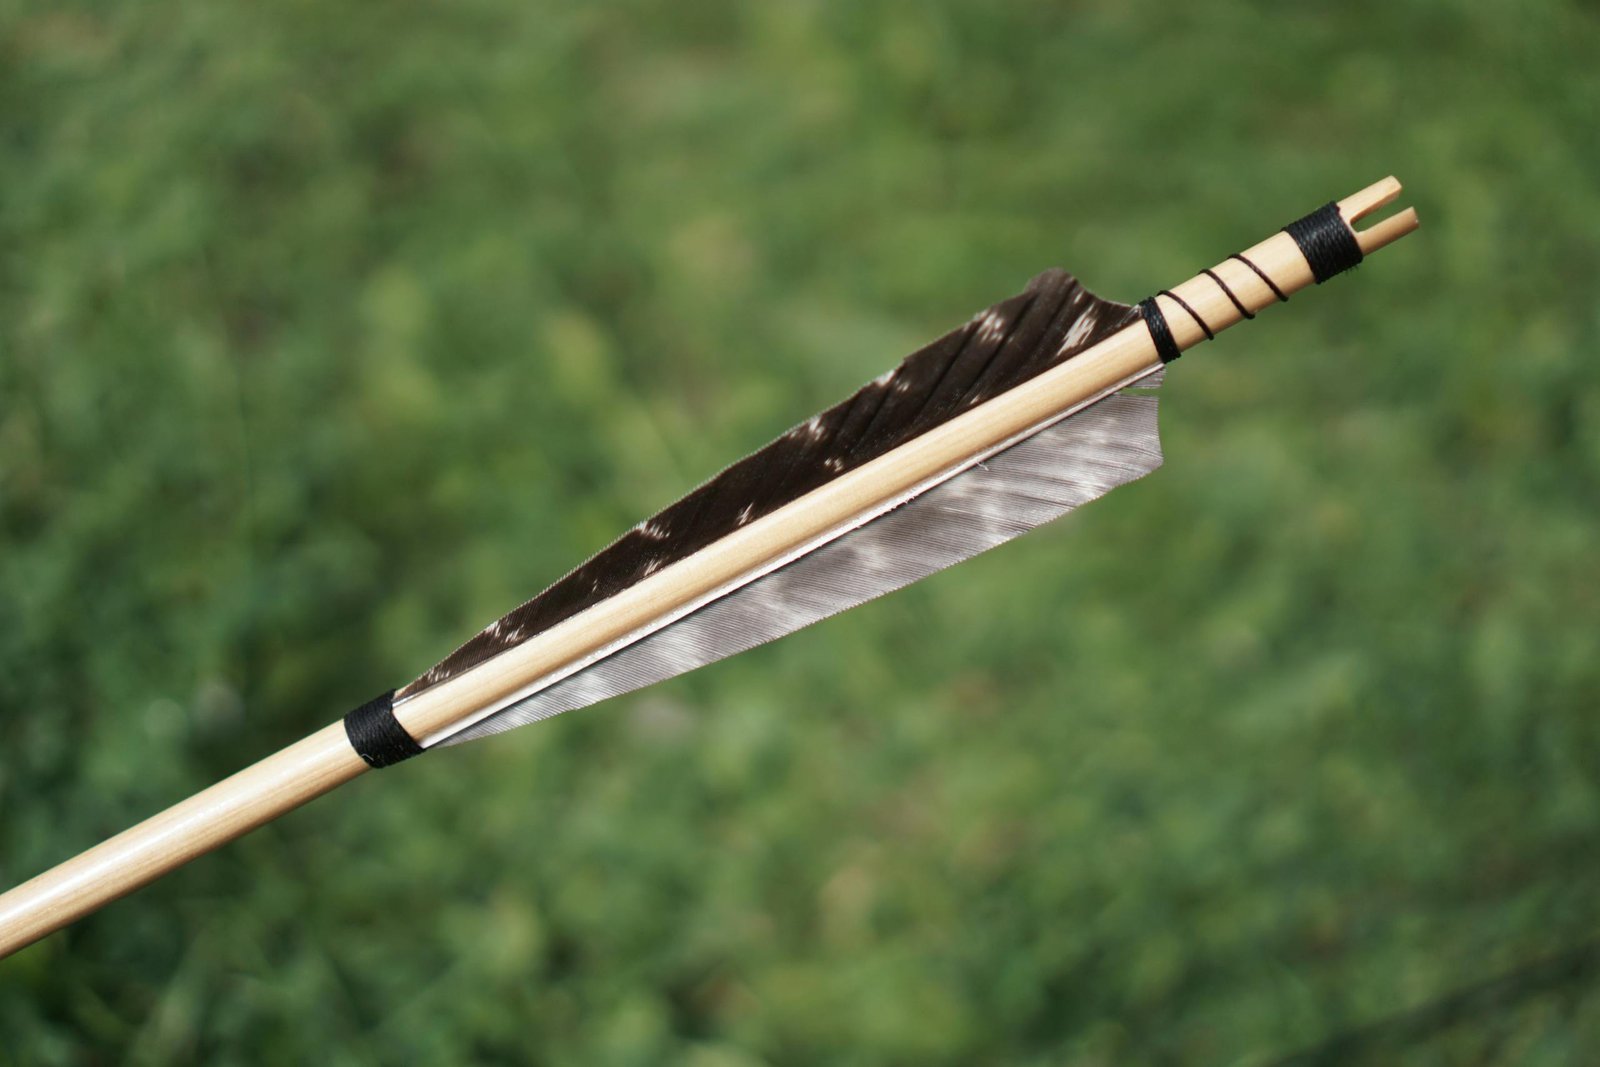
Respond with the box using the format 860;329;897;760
3;1;1599;1063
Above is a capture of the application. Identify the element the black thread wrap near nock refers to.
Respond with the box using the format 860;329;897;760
343;689;423;768
1283;201;1363;283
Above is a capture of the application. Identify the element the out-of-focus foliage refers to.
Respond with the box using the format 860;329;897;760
2;1;1598;1062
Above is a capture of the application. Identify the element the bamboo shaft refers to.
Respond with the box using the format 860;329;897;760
0;178;1417;960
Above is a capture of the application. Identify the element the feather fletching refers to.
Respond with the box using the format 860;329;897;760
398;269;1159;744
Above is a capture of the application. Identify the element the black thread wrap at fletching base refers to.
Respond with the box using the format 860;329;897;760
343;689;423;768
1283;201;1363;283
1137;297;1183;363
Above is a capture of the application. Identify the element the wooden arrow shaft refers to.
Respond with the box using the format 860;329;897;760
0;724;365;957
0;179;1417;960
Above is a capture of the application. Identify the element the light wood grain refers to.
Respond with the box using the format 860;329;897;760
0;177;1418;960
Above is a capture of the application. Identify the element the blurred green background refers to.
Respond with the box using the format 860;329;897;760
2;1;1598;1063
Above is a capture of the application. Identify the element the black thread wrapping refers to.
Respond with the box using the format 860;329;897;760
1202;268;1254;319
1137;297;1183;364
1230;253;1288;302
343;689;423;768
1282;201;1363;283
1157;288;1214;340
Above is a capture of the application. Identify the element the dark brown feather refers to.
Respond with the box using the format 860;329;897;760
401;269;1136;697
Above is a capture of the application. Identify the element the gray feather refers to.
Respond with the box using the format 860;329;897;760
431;376;1163;746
